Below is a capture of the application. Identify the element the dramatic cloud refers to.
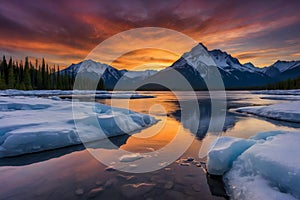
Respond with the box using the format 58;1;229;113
0;0;299;69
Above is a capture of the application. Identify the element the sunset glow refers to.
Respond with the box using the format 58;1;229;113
0;0;299;70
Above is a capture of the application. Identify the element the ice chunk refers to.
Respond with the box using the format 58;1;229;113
236;101;300;123
119;153;145;162
207;131;300;200
249;130;284;140
224;132;300;200
0;96;157;158
207;137;255;175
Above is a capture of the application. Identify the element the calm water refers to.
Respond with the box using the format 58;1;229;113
0;91;299;200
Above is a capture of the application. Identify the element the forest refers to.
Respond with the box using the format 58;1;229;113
264;76;300;90
0;56;104;90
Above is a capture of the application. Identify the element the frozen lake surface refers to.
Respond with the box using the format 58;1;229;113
0;90;300;200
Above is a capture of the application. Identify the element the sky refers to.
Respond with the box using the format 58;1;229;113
0;0;300;70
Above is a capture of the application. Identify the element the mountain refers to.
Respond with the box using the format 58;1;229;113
260;60;300;81
62;60;157;89
120;69;157;80
138;43;272;90
145;43;300;89
265;60;300;73
62;59;123;89
63;44;300;90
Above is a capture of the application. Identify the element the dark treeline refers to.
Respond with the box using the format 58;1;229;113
0;56;74;90
264;76;300;90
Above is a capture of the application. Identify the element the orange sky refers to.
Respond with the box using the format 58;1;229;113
0;0;300;70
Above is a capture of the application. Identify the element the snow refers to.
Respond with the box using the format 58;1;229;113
225;173;298;200
236;101;300;123
0;96;157;158
210;50;252;73
64;60;157;83
64;59;109;76
243;62;258;71
0;89;154;99
268;60;300;73
226;132;300;200
182;43;216;68
260;95;300;101
207;131;300;200
252;90;300;95
249;130;284;140
121;70;157;79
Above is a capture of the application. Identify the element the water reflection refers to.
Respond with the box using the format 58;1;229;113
206;174;229;199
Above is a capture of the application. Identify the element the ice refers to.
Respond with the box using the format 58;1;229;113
236;101;300;123
119;153;145;162
0;89;154;99
207;131;300;200
260;95;300;101
252;90;300;95
249;130;284;140
207;137;255;175
225;173;298;200
225;132;300;200
0;96;157;158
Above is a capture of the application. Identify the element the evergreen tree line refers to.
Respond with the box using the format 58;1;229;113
264;76;300;90
0;55;105;90
0;55;73;90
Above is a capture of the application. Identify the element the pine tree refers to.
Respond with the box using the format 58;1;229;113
41;58;46;89
29;61;35;88
23;57;32;90
45;64;50;89
1;56;8;85
36;65;42;89
7;57;15;88
56;66;61;89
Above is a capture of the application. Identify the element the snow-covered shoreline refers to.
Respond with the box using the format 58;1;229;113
236;101;300;123
0;89;154;99
0;96;157;158
252;90;300;96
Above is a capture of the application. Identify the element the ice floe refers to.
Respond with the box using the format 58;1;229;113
0;96;157;158
207;131;300;200
236;101;300;123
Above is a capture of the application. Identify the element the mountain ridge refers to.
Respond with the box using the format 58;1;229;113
62;43;300;90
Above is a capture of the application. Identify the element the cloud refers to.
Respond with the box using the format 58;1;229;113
111;48;179;70
0;0;299;69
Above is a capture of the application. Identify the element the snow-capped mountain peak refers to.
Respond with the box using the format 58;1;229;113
121;70;158;79
207;49;260;73
181;43;217;68
66;59;111;75
269;60;300;73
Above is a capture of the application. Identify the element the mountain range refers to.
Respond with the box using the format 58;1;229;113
62;43;300;90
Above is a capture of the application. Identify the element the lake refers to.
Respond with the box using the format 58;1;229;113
0;91;299;200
